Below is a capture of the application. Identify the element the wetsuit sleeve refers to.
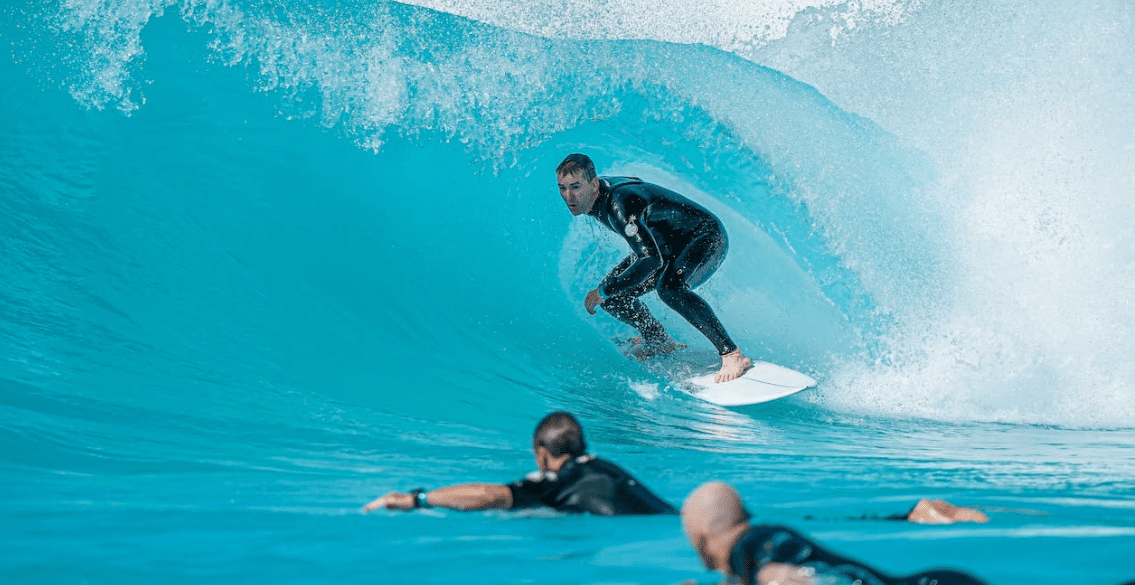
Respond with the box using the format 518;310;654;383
598;255;636;291
600;193;663;298
506;476;548;509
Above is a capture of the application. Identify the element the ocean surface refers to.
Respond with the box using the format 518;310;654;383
2;0;1134;583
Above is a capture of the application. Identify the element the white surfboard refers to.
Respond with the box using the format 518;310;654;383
684;361;816;406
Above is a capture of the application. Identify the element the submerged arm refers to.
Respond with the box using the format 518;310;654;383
906;499;989;524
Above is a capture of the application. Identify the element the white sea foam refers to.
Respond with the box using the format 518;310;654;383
399;0;912;52
628;380;660;401
756;2;1135;428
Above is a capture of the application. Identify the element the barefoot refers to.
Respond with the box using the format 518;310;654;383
906;499;989;524
714;350;752;383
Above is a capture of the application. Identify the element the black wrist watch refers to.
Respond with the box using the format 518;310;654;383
408;488;430;509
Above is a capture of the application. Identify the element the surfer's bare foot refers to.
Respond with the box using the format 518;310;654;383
629;337;686;360
714;349;752;383
906;499;989;524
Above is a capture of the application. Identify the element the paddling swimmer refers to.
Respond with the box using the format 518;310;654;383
556;153;751;383
681;481;990;585
363;411;676;516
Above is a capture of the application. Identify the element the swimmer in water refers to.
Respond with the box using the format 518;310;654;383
556;153;752;383
681;481;990;585
363;411;676;516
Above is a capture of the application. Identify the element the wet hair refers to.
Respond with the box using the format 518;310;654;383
532;411;587;458
556;153;597;181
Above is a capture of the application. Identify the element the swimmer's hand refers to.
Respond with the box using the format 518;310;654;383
906;499;989;524
585;288;605;315
363;491;415;512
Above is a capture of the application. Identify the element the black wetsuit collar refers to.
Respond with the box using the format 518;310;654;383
588;176;644;220
728;527;756;584
587;181;612;220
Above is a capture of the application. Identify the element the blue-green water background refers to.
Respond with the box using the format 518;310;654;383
2;1;1134;583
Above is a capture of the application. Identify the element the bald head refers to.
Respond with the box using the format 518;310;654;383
681;481;750;545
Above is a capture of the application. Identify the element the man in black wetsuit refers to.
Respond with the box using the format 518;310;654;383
555;153;751;383
681;482;990;585
363;411;676;516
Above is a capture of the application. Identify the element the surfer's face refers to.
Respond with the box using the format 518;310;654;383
558;171;600;216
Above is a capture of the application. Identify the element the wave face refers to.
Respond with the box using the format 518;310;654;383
7;0;1131;427
3;1;1135;584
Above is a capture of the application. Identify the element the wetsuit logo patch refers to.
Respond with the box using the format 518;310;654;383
624;215;639;237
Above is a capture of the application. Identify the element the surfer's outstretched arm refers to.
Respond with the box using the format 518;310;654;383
363;483;511;512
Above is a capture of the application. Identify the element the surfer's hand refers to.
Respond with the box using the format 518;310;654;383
585;289;605;315
363;492;414;512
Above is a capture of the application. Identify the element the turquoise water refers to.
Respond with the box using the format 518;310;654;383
2;1;1134;583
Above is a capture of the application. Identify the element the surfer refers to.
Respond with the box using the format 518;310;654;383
556;153;751;383
681;482;990;585
363;411;676;516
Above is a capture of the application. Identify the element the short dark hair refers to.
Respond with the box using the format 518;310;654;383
556;153;597;181
532;411;587;458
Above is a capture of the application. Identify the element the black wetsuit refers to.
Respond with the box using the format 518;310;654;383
506;455;676;516
729;524;988;585
587;176;737;355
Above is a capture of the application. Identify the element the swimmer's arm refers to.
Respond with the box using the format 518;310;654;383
425;483;513;510
363;483;511;512
905;499;989;524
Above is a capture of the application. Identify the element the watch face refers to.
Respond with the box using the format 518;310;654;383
625;215;639;237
